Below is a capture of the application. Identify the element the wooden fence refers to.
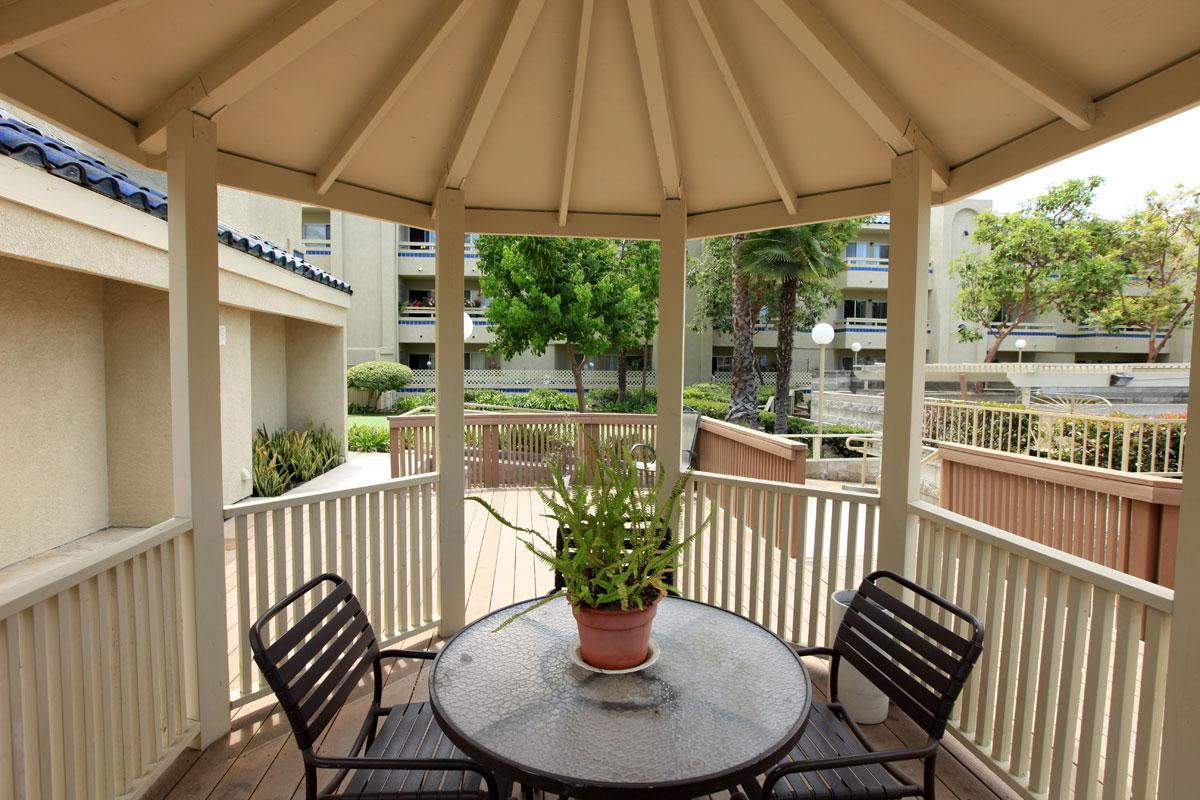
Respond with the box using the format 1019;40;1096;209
924;399;1186;474
694;416;807;485
223;473;440;707
912;502;1172;800
939;444;1180;586
0;518;198;800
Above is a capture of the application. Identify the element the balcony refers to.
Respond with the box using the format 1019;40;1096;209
398;306;494;344
835;256;890;289
834;316;888;349
1070;325;1171;355
300;237;332;271
989;322;1058;352
397;239;481;277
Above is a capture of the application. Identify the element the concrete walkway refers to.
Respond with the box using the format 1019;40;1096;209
280;451;392;496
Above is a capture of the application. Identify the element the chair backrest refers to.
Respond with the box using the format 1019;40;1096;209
249;573;379;751
552;524;675;592
833;570;984;739
681;411;701;467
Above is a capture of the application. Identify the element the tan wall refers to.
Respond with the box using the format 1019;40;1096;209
103;281;173;527
286;319;346;451
221;307;254;503
218;187;304;255
0;259;110;566
251;312;288;433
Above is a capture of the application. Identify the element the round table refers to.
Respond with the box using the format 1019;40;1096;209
429;596;811;799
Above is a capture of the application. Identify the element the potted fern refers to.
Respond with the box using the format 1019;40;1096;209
468;438;706;670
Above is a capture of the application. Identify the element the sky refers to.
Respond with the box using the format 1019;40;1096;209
971;105;1200;218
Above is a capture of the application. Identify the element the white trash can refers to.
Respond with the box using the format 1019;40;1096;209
827;589;889;724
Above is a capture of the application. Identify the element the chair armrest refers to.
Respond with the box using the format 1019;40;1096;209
793;645;838;659
311;754;482;771
761;741;939;797
377;648;436;662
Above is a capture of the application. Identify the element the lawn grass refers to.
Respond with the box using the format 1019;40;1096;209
348;413;390;430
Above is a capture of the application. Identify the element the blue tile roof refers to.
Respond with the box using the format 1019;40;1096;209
0;113;352;294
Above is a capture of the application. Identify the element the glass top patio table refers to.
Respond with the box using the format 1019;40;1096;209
429;596;811;799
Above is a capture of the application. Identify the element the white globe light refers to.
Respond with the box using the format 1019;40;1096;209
463;312;474;340
1015;338;1027;349
811;322;835;346
850;341;862;353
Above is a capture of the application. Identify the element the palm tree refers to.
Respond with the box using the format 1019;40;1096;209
727;232;759;428
740;222;862;434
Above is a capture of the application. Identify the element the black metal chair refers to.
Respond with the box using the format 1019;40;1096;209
249;573;512;800
755;570;984;800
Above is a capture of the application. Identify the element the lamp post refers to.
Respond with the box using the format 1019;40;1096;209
850;341;862;394
811;322;835;457
1015;337;1026;363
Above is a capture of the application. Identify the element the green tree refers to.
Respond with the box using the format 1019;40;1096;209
952;177;1124;361
612;239;660;403
1090;186;1199;362
346;360;413;409
476;235;651;411
739;221;861;434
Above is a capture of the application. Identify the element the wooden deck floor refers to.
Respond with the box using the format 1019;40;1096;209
165;489;1011;800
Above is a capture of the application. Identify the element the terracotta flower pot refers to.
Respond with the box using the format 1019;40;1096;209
573;595;661;670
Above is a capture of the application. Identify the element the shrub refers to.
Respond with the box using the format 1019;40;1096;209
251;423;341;497
682;383;733;403
464;389;514;407
391;391;436;413
517;387;576;411
348;423;390;453
588;387;656;414
348;402;379;415
346;361;413;409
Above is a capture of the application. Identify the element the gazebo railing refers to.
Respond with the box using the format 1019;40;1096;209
222;473;440;707
911;502;1172;800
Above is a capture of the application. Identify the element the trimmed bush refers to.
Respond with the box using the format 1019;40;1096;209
347;361;413;409
517;387;577;411
348;423;390;453
464;389;513;407
391;391;436;413
588;387;656;414
252;423;341;497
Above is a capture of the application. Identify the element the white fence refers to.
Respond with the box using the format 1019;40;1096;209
677;472;879;645
223;473;441;707
912;502;1171;799
0;518;199;800
404;369;656;392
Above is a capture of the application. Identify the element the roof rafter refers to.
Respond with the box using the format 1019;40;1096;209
0;0;154;59
316;0;476;195
882;0;1095;130
753;0;950;189
688;0;796;214
136;0;376;154
443;0;546;191
626;0;682;199
557;0;594;227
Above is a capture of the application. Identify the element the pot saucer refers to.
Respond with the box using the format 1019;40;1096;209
569;639;660;674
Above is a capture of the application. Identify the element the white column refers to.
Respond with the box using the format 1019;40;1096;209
877;151;932;574
1160;279;1200;796
657;197;687;499
166;111;230;747
435;186;466;635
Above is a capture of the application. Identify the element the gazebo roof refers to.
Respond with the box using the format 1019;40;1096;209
1;0;1198;238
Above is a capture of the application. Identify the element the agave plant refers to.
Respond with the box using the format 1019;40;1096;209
468;437;709;629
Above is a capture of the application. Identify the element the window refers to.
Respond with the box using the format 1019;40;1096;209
872;243;890;260
712;355;733;372
302;222;330;240
870;301;887;320
844;299;867;318
406;353;433;369
464;353;473;370
844;242;868;260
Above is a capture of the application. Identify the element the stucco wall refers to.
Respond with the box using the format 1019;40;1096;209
103;281;173;527
221;307;254;503
218;187;304;255
251;313;288;433
0;259;110;566
286;319;346;451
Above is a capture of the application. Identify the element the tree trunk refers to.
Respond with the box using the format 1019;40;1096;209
641;343;650;403
566;344;587;412
727;233;759;428
773;274;798;435
617;352;628;401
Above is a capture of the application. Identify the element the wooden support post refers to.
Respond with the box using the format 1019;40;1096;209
166;111;230;747
656;197;686;506
877;150;932;576
435;186;467;636
1161;276;1200;795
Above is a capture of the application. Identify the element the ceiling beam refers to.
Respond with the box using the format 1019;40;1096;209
316;0;475;196
444;0;545;191
688;0;796;214
753;0;949;189
0;0;154;59
557;0;594;227
881;0;1095;130
626;0;682;199
137;0;376;154
688;184;889;239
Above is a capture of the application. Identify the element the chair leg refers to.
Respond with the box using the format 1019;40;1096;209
924;754;938;800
